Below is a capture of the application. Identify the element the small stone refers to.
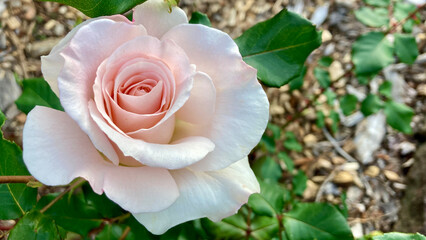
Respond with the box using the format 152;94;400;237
58;6;68;15
322;30;332;42
270;104;284;115
329;61;344;81
341;162;360;171
351;222;364;239
417;84;426;96
26;38;61;57
346;186;363;202
317;158;333;169
398;141;416;155
54;23;65;36
44;19;57;31
312;176;326;183
333;171;354;184
0;31;6;49
364;166;380;178
332;156;346;165
383;170;401;182
0;70;22;112
303;180;319;200
303;134;317;146
6;16;21;30
24;5;36;20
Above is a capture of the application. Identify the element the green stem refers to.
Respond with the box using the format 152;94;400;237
383;3;425;35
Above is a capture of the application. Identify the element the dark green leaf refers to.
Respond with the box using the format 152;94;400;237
189;11;212;27
15;78;63;114
278;152;294;173
361;94;384;116
260;134;276;153
82;183;125;219
283;132;302;152
379;81;392;99
394;2;418;33
8;210;62;240
363;0;390;7
316;111;325;128
292;170;307;196
40;0;147;18
235;9;321;87
0;112;37;219
248;193;276;217
289;66;306;91
283;203;354;240
96;224;127;240
384;101;414;134
160;221;203;240
329;110;340;133
250;216;280;240
259;180;289;213
373;232;426;240
340;94;358;116
201;214;247;239
352;32;394;76
36;191;103;236
355;7;389;27
357;75;373;85
394;34;419;65
0;110;5;126
318;56;333;67
253;157;282;182
123;216;156;240
314;67;331;88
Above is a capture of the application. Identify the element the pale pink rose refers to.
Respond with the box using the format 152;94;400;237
23;0;269;234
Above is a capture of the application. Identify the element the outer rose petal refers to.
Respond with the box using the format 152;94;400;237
41;15;132;96
133;158;260;235
133;0;188;39
58;19;147;165
162;24;269;171
23;106;179;213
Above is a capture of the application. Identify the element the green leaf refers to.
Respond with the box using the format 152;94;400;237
8;210;62;240
384;101;414;134
373;232;426;240
123;216;156;240
253;156;282;182
250;216;280;240
96;224;127;240
15;78;63;114
292;170;307;196
248;193;276;217
189;11;212;27
324;88;336;105
314;67;331;88
379;81;392;99
394;3;418;33
36;191;104;236
160;221;203;240
394;34;419;65
363;0;390;7
329;110;340;133
352;32;394;76
355;7;389;27
201;214;247;239
260;134;276;153
318;56;333;67
278;152;294;173
283;203;354;240
0;111;37;220
283;132;302;152
235;9;321;87
289;66;306;91
82;183;125;219
316;111;325;128
361;94;384;116
40;0;147;18
340;94;358;116
267;123;282;140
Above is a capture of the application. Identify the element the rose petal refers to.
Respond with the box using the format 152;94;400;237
59;19;147;165
163;24;269;171
133;158;260;235
133;0;188;39
88;101;215;169
41;15;132;96
176;71;216;124
23;106;179;213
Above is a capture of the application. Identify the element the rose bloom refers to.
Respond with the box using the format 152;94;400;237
23;0;269;234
